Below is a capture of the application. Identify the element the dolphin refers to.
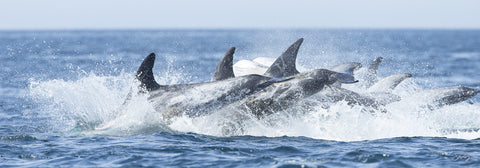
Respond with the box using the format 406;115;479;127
360;57;412;93
358;57;478;109
225;39;389;113
360;57;477;108
135;53;291;121
255;51;396;111
240;69;358;118
323;58;410;109
363;57;383;88
329;62;362;87
430;86;479;107
367;73;412;93
211;38;360;117
330;62;363;76
220;41;469;115
232;55;406;111
227;47;478;113
317;72;406;110
412;86;480;109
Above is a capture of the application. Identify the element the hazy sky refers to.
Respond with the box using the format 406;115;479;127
1;0;479;30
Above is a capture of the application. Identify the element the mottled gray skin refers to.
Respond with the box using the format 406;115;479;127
367;73;412;93
149;74;282;118
318;87;400;111
264;38;303;78
363;57;383;88
321;73;412;109
135;53;286;119
208;38;360;117
240;69;357;118
421;86;480;109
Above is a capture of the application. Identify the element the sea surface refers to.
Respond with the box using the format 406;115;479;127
1;29;480;167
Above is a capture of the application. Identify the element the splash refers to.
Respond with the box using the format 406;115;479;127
28;72;130;131
28;60;480;141
28;71;173;136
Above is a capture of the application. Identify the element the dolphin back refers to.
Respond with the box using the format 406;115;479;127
431;86;479;106
136;53;162;91
367;73;412;92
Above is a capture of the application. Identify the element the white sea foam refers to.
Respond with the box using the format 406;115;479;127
28;59;480;141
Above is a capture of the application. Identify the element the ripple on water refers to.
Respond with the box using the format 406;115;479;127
0;134;37;141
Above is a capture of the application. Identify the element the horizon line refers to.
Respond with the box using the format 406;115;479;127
1;27;480;31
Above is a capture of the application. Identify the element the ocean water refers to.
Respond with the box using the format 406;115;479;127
1;29;480;167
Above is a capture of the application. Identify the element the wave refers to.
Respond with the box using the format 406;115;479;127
27;60;480;141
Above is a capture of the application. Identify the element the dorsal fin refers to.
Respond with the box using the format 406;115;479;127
136;53;161;91
212;47;235;81
264;38;303;78
368;57;383;73
367;73;412;93
364;57;383;87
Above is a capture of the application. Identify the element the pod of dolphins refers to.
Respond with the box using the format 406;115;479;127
130;38;479;122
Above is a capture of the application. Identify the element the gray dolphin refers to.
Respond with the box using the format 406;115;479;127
360;57;477;108
413;86;480;109
235;39;365;117
248;55;405;110
363;57;383;88
210;38;359;117
216;39;386;115
324;58;409;109
240;69;358;118
358;57;478;109
367;73;412;93
262;53;393;110
360;57;412;93
135;53;290;120
330;62;362;76
329;62;362;87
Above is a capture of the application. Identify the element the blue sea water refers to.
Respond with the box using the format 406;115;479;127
1;29;480;167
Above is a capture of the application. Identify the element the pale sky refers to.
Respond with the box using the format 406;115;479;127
1;0;479;30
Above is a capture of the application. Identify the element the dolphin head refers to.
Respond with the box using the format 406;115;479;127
330;62;363;76
299;69;358;86
292;69;357;97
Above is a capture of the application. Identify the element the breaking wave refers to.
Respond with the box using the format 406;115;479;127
28;60;480;141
